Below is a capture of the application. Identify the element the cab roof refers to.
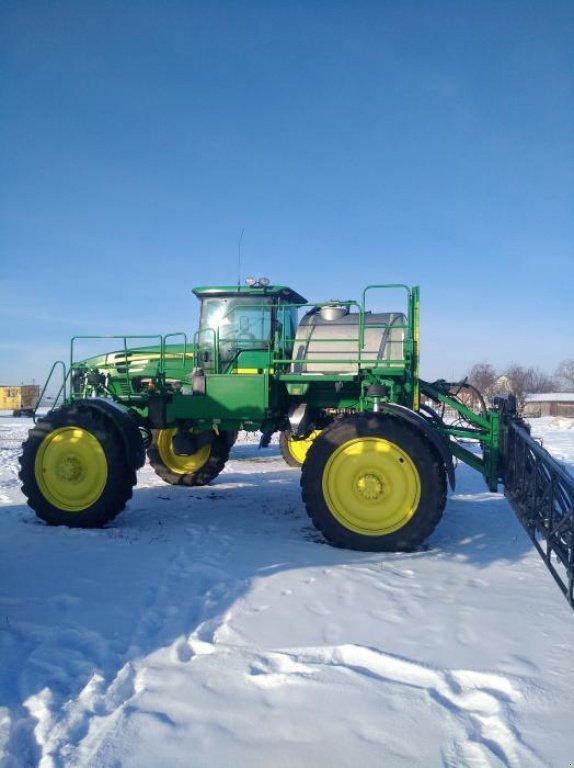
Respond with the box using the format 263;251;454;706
192;285;307;304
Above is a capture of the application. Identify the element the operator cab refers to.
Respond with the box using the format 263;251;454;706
193;279;306;372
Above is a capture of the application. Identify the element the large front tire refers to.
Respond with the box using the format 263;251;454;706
147;429;233;486
19;405;137;527
301;414;447;551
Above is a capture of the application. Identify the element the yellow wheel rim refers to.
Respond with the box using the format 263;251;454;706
34;427;108;512
287;430;321;464
157;429;211;475
322;437;421;535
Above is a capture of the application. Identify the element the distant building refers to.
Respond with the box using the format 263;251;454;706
523;393;574;418
0;384;40;416
494;375;512;394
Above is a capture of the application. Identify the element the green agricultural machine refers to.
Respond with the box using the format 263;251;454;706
20;281;574;606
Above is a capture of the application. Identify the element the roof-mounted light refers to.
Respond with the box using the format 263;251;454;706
244;276;270;288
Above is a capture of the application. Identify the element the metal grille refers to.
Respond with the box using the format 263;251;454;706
503;421;574;607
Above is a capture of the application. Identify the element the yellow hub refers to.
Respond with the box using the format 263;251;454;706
356;473;384;500
157;429;211;475
35;427;108;512
288;430;321;464
322;437;421;535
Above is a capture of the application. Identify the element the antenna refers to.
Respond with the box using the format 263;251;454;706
237;228;245;287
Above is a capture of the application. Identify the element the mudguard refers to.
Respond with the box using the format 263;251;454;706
381;402;456;490
71;398;146;471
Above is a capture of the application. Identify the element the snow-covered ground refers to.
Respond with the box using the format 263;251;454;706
529;416;574;475
1;413;573;767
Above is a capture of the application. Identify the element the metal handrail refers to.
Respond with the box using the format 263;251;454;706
71;335;165;395
362;283;412;312
33;360;68;421
70;335;165;364
161;333;190;373
194;296;412;374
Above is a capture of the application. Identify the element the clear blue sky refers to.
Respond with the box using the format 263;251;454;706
1;0;572;384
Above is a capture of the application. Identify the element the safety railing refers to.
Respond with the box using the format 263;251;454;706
33;334;194;415
72;333;191;373
33;360;69;419
361;283;413;354
70;335;165;398
274;297;411;375
160;333;192;371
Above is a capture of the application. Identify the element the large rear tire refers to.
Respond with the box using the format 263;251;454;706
279;430;321;468
301;414;447;551
19;405;136;527
147;429;233;486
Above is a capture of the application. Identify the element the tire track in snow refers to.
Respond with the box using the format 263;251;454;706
67;635;545;767
262;643;545;768
36;534;247;767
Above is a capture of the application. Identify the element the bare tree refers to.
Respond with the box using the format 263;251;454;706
504;364;528;404
527;368;558;393
504;364;557;405
555;359;574;391
467;362;498;398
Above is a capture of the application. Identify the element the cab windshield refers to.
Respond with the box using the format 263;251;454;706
198;296;274;366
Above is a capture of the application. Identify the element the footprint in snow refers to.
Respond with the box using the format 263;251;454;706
244;643;542;768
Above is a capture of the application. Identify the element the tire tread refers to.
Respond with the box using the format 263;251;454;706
301;414;447;551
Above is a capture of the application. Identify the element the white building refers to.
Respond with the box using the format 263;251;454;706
523;393;574;418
